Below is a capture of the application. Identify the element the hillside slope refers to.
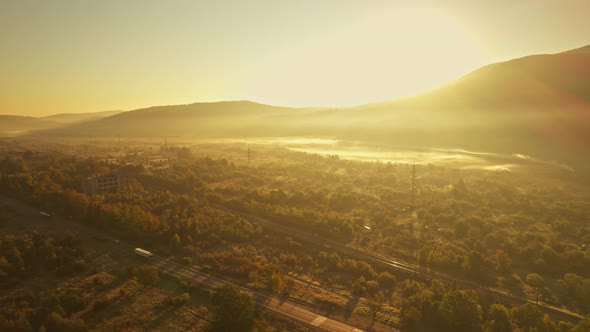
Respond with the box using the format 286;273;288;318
0;115;62;135
339;46;590;158
26;44;590;165
33;101;312;137
41;110;122;124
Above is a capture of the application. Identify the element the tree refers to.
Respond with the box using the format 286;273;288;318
399;282;435;332
511;303;546;331
351;276;367;297
1;157;27;174
366;280;380;296
526;273;546;304
462;251;488;283
60;288;86;314
46;312;88;332
210;283;254;332
438;290;483;332
556;273;590;311
13;314;33;332
270;270;283;293
63;190;90;218
248;270;259;287
367;291;385;326
485;304;513;332
557;321;574;332
132;265;159;286
172;233;181;247
495;250;512;275
400;306;423;332
377;271;396;291
572;316;590;332
181;256;192;266
0;314;12;331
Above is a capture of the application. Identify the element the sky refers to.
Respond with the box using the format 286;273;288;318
1;0;589;116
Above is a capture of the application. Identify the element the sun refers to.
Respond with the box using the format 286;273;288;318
246;6;487;107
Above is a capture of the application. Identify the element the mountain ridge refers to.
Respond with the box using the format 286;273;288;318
559;44;590;54
8;44;590;167
41;110;123;124
0;115;63;136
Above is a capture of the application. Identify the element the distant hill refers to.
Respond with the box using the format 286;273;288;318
0;115;61;136
268;45;590;160
41;110;122;124
401;51;590;109
329;46;590;165
0;110;122;136
24;44;590;166
32;101;311;137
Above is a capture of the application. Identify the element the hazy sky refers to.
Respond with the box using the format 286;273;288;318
1;0;589;116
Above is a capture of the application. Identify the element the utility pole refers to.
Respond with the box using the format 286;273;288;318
411;163;416;210
247;145;251;164
412;163;419;275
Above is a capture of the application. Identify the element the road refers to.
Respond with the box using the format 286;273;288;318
110;242;363;332
4;193;579;327
216;205;585;325
0;196;365;332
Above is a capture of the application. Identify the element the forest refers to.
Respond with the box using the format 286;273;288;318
1;139;590;331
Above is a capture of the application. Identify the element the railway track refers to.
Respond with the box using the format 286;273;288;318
108;242;366;332
0;196;366;332
2;195;581;326
216;205;585;325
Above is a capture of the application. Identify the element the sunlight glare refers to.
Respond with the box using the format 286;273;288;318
246;6;487;106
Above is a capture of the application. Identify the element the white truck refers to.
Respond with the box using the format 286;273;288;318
134;248;154;259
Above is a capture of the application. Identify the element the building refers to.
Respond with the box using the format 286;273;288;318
81;172;128;195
